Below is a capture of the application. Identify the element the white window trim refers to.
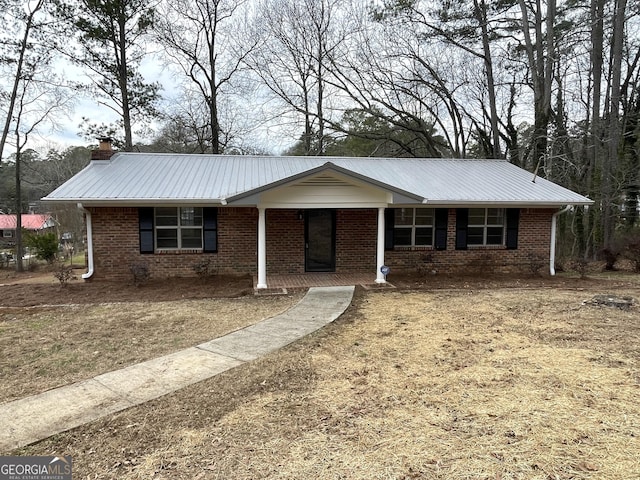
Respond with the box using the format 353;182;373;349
3;230;13;238
155;207;203;250
394;208;434;247
468;208;505;246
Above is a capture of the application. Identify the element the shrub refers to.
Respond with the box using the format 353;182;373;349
129;262;150;287
0;252;10;269
419;253;435;275
25;232;58;264
571;257;589;279
621;231;640;273
52;262;74;287
192;258;213;280
599;247;620;271
527;254;546;276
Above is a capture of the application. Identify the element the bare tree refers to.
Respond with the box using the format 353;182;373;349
0;0;47;161
327;4;473;157
601;0;628;249
7;78;72;271
248;0;349;155
374;0;505;157
155;0;257;154
514;0;556;171
0;0;73;270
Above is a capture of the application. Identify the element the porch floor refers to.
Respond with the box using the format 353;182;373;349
253;272;394;291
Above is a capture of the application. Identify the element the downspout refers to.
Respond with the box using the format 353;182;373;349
550;205;572;276
77;203;94;280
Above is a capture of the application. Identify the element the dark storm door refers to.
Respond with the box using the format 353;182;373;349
305;209;336;272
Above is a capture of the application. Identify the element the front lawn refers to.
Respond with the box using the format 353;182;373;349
13;278;640;479
0;294;302;404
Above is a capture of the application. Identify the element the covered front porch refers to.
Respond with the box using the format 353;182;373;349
254;207;389;289
223;162;425;290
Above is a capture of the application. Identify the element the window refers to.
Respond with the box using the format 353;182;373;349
467;208;505;246
3;230;13;238
155;207;203;249
393;208;434;247
139;207;217;254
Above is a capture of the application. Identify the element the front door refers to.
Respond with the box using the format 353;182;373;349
305;209;336;272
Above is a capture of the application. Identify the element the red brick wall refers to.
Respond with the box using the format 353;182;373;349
385;208;554;274
335;209;377;272
88;207;257;281
87;206;555;281
266;210;304;273
264;209;377;273
90;207;138;280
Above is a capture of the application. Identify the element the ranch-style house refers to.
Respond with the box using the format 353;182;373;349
43;140;592;288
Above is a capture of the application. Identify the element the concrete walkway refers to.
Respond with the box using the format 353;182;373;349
0;286;355;452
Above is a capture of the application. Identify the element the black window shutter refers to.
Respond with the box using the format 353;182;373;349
505;208;520;250
455;208;468;250
139;207;154;254
384;208;395;250
434;208;448;250
203;207;218;253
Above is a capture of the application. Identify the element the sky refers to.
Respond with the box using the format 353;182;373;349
33;52;293;156
33;55;179;152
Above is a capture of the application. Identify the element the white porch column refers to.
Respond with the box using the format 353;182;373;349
257;207;267;289
376;206;386;284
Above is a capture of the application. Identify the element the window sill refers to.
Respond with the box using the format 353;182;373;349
467;245;506;250
155;248;203;255
393;246;434;251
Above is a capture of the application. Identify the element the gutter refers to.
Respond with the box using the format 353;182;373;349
77;203;94;280
550;205;572;276
44;198;227;207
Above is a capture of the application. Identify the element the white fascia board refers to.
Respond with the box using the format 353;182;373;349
423;200;593;207
41;198;226;207
258;202;390;209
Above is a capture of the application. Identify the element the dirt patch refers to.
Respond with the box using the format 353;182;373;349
2;267;638;307
0;270;255;306
387;270;640;291
13;279;640;478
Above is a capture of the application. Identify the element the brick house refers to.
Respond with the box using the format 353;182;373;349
43;141;592;288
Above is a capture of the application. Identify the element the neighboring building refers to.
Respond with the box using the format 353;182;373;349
43;141;592;288
0;214;57;247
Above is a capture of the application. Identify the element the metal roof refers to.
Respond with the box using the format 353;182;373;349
43;153;593;207
0;214;56;230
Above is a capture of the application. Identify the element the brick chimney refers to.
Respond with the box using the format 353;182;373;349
91;136;115;160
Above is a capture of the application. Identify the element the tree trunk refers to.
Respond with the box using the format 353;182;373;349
209;10;220;155
603;0;627;248
210;92;220;154
518;0;554;172
119;15;133;151
474;0;501;158
316;40;325;155
14;147;23;272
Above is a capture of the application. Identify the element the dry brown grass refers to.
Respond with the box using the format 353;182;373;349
0;295;303;403
13;281;640;479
